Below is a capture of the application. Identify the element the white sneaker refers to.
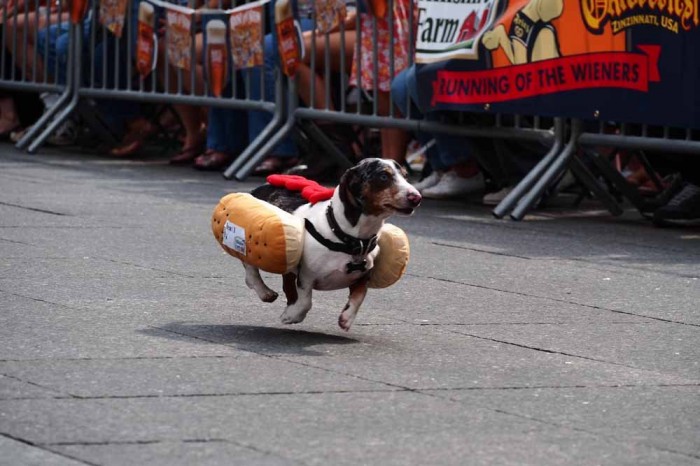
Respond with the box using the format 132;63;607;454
422;171;485;199
414;171;442;192
483;186;514;206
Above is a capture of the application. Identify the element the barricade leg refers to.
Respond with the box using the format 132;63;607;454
568;156;624;216
222;71;287;180
232;114;297;180
510;119;582;221
15;23;76;151
493;118;565;218
21;23;79;154
582;148;657;214
296;119;354;170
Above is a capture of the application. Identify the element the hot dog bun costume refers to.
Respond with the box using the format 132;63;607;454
211;175;410;288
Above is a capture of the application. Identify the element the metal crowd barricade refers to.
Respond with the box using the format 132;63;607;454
494;120;700;220
0;1;73;147
223;0;561;180
2;0;289;155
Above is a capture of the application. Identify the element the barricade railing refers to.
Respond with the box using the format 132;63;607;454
0;1;73;148
223;0;560;180
2;0;698;221
1;0;288;154
0;1;69;93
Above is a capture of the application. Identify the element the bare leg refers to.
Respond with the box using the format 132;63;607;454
280;272;313;324
298;31;356;110
0;96;19;133
338;275;369;331
243;263;278;303
377;91;409;163
156;37;205;154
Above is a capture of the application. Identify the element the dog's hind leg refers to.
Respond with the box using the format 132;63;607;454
243;263;278;303
280;273;313;324
282;273;298;306
338;276;369;331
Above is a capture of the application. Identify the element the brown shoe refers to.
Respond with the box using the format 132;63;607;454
193;150;233;171
170;144;205;165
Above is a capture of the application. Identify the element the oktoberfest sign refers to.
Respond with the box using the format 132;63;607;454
416;0;700;128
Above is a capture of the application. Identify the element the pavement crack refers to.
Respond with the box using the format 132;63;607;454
0;289;87;313
0;237;31;245
444;329;645;370
150;325;415;393
0;201;70;216
419;393;700;462
0;355;236;363
419;383;700;392
1;432;98;466
93;258;198;278
0;373;73;397
66;388;399;401
432;242;532;260
420;275;700;328
42;438;308;465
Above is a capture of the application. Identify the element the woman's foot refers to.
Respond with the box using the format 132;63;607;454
170;126;206;165
110;119;158;157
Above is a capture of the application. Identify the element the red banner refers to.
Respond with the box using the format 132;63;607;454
431;45;661;106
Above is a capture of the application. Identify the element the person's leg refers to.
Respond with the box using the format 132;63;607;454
6;11;68;80
156;34;206;162
417;112;485;198
0;96;19;134
245;18;314;172
376;91;409;162
194;79;249;171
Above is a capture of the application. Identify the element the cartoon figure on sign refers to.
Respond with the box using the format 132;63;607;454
482;0;563;64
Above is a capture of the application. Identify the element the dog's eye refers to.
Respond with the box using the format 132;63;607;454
378;173;389;182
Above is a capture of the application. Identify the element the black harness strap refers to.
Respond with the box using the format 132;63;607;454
304;205;378;259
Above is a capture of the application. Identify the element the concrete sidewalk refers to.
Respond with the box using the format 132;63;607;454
0;145;698;466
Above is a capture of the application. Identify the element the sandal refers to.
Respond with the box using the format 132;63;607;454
110;119;158;157
193;150;234;171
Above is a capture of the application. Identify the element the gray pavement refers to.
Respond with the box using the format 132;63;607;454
0;145;698;466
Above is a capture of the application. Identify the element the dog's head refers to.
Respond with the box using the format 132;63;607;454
338;158;422;225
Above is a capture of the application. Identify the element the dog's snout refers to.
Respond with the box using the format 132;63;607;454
407;191;422;207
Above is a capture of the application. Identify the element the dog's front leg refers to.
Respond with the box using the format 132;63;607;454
338;275;369;331
280;273;313;324
243;263;278;303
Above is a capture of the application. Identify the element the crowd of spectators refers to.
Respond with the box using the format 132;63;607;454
0;0;698;226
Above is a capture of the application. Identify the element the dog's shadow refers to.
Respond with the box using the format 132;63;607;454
144;322;359;356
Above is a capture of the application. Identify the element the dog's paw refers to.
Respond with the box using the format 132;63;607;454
260;290;279;303
280;309;305;325
338;312;355;331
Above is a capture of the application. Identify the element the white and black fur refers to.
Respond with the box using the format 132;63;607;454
245;158;422;331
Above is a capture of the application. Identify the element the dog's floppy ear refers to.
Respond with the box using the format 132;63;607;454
338;165;364;226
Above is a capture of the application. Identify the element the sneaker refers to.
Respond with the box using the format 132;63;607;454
413;171;442;192
652;183;700;226
483;186;514;206
422;171;485;199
